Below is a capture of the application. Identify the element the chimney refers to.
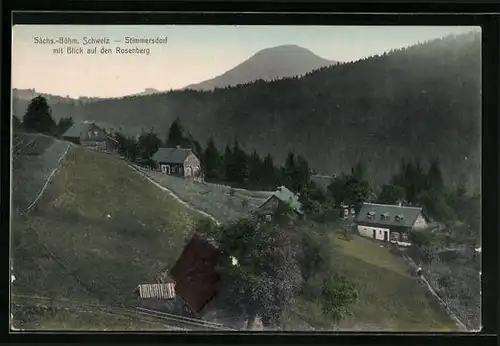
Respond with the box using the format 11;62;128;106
176;145;180;149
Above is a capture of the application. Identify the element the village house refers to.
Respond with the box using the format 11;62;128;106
152;147;202;179
62;121;119;154
354;202;430;246
255;185;304;221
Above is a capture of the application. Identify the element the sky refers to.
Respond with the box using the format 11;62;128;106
12;25;478;98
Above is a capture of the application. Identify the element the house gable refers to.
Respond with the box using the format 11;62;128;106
412;212;428;229
256;186;304;217
62;122;106;142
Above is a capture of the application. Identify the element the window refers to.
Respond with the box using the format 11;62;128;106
379;230;382;234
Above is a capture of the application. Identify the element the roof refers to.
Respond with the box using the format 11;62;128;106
170;232;221;314
355;202;424;229
136;283;176;299
153;147;195;164
260;185;304;214
62;121;106;141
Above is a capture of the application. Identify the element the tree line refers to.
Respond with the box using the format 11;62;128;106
17;32;480;189
15;96;480;240
114;117;479;239
114;117;315;193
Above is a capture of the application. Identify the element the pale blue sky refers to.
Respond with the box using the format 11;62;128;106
12;25;478;98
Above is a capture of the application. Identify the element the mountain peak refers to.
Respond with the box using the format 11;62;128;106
184;45;336;91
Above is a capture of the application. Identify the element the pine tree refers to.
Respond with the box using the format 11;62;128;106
281;152;297;190
137;131;162;160
166;117;185;147
224;145;234;182
22;96;57;134
412;158;427;198
262;154;278;189
248;150;263;187
402;160;416;202
232;141;249;185
377;184;406;205
427;157;444;192
204;138;223;180
114;131;140;162
296;155;311;193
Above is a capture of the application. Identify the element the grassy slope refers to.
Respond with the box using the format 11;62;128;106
136;169;271;223
286;224;457;332
11;146;204;330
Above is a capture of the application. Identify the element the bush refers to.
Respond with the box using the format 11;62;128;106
197;212;302;328
321;274;359;322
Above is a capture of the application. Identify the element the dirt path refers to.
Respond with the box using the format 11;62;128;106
25;142;71;213
11;133;71;213
128;164;221;226
401;253;468;331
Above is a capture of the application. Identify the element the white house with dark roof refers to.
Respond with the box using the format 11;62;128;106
152;146;202;179
354;202;430;246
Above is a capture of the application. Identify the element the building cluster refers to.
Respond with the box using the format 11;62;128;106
63;121;431;320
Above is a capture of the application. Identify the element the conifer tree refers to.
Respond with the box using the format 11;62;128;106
204;138;224;180
22;96;57;134
166;117;185;147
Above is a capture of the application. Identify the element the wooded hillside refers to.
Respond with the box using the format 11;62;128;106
12;32;481;189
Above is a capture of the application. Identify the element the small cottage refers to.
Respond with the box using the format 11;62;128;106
153;147;202;179
62;121;119;153
255;185;304;221
354;202;430;246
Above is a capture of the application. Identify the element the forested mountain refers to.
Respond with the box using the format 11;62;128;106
12;32;481;190
184;45;337;90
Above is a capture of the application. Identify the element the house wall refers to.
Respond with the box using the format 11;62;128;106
357;224;391;242
258;197;279;216
80;140;107;151
183;153;202;178
413;213;428;230
159;162;184;177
